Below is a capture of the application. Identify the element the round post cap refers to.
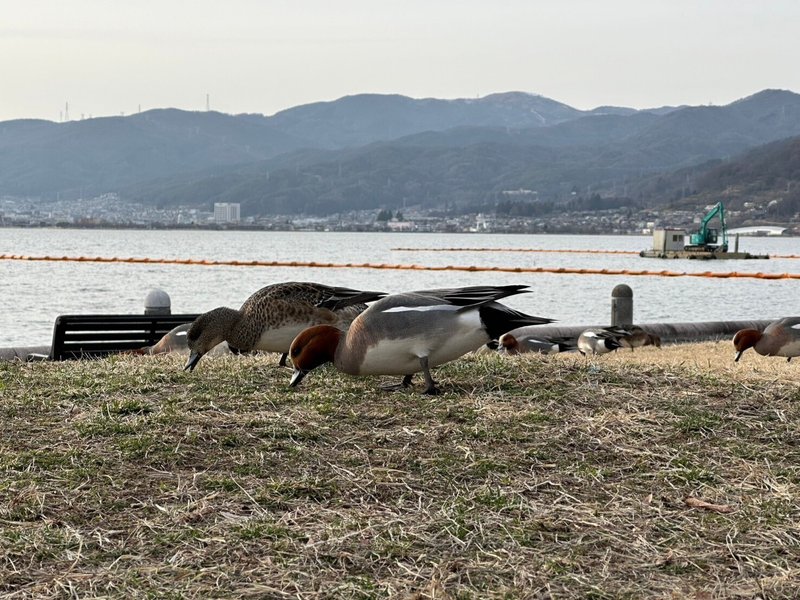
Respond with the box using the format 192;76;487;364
611;284;633;298
144;288;171;314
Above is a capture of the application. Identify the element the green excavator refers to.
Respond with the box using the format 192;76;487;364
685;202;728;252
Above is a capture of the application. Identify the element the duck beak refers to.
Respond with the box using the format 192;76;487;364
184;352;202;371
289;368;307;387
734;350;743;362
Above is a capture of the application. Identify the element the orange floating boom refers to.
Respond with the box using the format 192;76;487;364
392;247;800;259
1;253;799;279
392;247;640;254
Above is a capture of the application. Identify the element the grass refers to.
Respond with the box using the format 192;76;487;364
0;342;799;598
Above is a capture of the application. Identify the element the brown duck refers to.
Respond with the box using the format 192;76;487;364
184;282;384;371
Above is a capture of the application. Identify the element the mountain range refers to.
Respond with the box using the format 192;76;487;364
1;89;799;217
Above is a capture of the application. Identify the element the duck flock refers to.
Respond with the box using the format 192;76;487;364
176;281;800;395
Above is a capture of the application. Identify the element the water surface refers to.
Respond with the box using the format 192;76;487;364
1;228;796;346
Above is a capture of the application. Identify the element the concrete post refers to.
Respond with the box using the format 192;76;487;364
144;289;171;315
611;284;633;326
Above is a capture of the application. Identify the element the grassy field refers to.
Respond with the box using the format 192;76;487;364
1;342;798;599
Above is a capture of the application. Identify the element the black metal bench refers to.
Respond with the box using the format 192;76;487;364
49;313;200;360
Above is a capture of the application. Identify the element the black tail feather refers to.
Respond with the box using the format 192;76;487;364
416;284;529;308
552;336;578;352
479;303;554;341
317;289;386;311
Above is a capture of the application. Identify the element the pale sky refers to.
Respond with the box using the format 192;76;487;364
1;0;798;122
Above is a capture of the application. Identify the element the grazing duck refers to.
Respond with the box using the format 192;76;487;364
184;282;385;371
498;330;576;355
618;326;661;351
288;285;553;395
577;326;632;356
133;323;232;356
733;317;800;362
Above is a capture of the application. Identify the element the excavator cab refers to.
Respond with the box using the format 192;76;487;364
689;228;718;246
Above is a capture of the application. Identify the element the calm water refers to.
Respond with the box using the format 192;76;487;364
1;228;798;346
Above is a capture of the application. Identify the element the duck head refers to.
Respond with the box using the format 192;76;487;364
288;325;342;387
732;329;761;362
184;307;237;371
497;333;519;355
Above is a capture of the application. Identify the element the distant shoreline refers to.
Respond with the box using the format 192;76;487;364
1;223;794;237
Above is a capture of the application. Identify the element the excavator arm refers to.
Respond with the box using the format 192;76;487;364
688;202;727;251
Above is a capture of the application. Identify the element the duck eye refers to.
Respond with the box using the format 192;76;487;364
291;347;301;357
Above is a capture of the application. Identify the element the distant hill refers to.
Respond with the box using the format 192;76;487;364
0;92;609;200
621;134;800;219
0;91;679;201
121;90;800;216
2;89;800;217
0;110;306;198
266;92;586;148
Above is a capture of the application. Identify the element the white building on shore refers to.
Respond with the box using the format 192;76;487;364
727;226;787;236
214;202;241;224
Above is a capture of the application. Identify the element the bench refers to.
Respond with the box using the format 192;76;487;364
49;313;200;361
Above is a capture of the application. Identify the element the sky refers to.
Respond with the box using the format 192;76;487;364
1;0;799;123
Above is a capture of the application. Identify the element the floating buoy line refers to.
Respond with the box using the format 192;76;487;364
392;247;640;255
392;247;800;259
1;253;799;280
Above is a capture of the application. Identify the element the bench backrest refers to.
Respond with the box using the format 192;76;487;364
50;314;200;360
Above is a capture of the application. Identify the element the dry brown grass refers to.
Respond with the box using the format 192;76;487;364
0;343;798;598
599;340;800;385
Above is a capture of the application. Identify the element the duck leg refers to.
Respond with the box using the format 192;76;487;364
381;374;415;391
278;352;288;367
419;356;440;395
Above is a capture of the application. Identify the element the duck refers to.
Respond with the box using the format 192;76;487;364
618;326;661;351
497;330;576;355
577;326;632;356
133;322;233;356
184;282;385;371
288;284;553;395
733;317;800;362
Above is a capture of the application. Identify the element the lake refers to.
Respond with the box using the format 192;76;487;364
1;227;797;347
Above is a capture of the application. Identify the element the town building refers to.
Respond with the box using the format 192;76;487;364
214;203;241;224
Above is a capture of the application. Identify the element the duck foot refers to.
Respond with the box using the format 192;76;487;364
380;374;415;392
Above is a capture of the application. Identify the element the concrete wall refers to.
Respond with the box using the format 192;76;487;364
508;320;772;346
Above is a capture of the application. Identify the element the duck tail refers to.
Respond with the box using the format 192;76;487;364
553;336;578;353
418;284;528;308
317;289;386;311
479;303;554;341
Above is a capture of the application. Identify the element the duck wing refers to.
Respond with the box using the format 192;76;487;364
414;284;530;308
316;287;386;311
